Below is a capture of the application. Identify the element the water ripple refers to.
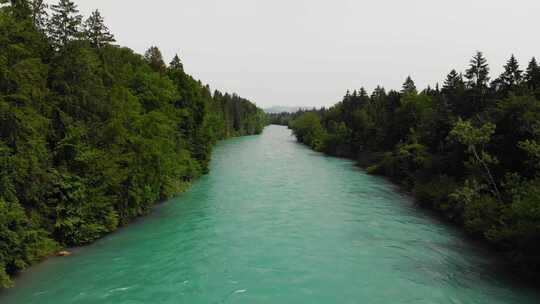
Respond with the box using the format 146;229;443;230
1;126;538;304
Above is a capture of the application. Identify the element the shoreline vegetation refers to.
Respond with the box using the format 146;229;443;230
285;52;540;282
0;0;266;288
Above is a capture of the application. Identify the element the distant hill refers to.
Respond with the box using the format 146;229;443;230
264;106;305;113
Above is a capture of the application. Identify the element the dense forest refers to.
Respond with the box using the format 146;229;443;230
289;52;540;278
0;0;266;287
267;110;311;126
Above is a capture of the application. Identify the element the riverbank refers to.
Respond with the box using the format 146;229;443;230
1;129;268;289
288;119;540;285
2;125;538;303
0;1;269;288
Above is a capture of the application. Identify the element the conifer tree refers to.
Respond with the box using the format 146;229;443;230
401;76;417;94
442;69;464;93
497;54;522;90
0;2;267;287
84;9;115;48
30;0;47;30
465;51;490;89
144;46;166;74
525;57;540;90
359;87;368;98
423;85;435;95
48;0;82;48
371;85;386;99
169;54;184;72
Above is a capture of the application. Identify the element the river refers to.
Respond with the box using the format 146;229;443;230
1;125;538;303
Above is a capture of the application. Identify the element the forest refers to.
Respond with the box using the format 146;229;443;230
0;0;266;287
289;52;540;278
267;110;309;126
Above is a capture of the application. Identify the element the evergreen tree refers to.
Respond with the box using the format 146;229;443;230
48;0;82;48
30;0;47;30
442;69;464;93
289;51;540;281
525;57;540;90
441;70;466;114
423;85;436;95
401;76;417;94
497;54;522;91
84;9;114;48
359;87;368;98
0;2;266;287
465;51;490;89
144;46;166;74
371;85;386;99
169;54;184;72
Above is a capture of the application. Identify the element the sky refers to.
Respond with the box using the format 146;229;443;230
51;0;540;108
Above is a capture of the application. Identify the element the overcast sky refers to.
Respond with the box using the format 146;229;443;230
58;0;540;108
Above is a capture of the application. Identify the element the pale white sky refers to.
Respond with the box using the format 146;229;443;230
50;0;540;108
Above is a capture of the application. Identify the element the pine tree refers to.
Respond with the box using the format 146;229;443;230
441;70;466;113
84;10;115;48
30;0;47;31
359;87;368;98
343;90;351;103
497;54;522;91
423;85;434;95
169;54;184;72
525;57;540;90
401;76;417;94
442;69;464;93
371;85;386;99
47;0;82;48
465;51;490;89
144;46;166;74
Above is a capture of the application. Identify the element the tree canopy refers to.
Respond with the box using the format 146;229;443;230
0;0;266;288
289;51;540;280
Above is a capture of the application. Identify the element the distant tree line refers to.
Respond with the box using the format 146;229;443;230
0;0;266;287
267;109;315;126
289;51;540;279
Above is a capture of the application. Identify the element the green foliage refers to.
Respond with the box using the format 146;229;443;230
500;177;540;268
369;143;430;187
525;57;540;92
47;0;82;48
290;112;327;151
465;51;490;89
0;0;266;287
30;0;48;31
496;54;523;92
0;199;58;288
83;10;114;48
289;51;540;278
401;76;417;94
413;175;457;211
519;138;540;169
144;46;166;75
450;119;495;149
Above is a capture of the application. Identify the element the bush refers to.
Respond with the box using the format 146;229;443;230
413;175;458;212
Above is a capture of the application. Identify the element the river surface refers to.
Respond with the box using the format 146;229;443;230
1;125;539;303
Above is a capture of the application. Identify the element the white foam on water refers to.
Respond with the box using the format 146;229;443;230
109;286;132;293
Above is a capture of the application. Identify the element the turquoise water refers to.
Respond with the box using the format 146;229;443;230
1;125;538;303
